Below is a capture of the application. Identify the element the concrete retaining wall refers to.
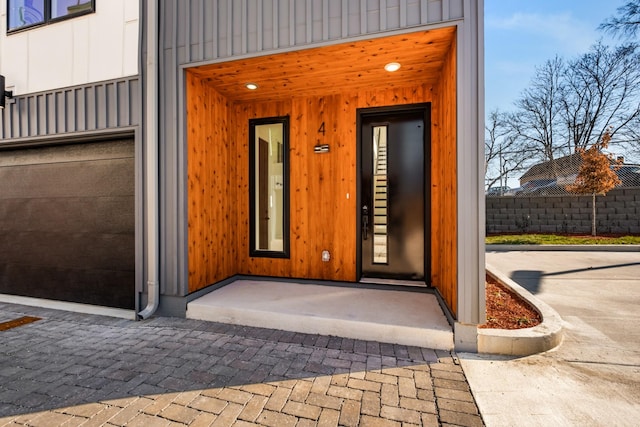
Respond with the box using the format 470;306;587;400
486;187;640;235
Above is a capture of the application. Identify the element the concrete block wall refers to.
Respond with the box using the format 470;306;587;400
486;188;640;235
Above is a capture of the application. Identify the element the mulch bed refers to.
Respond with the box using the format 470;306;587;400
479;274;542;329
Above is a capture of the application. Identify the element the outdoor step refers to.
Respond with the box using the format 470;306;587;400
187;280;453;349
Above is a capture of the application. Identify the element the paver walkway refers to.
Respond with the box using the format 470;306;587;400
0;302;483;426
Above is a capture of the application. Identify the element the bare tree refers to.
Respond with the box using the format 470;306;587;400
503;45;640;172
599;0;640;40
598;1;640;161
561;42;640;154
485;110;531;191
485;6;640;190
508;56;567;169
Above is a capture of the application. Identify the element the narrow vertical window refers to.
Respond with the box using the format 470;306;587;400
372;125;388;264
249;116;290;258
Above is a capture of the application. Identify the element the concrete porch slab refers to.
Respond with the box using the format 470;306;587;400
186;280;454;350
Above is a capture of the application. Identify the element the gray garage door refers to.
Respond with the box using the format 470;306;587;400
0;139;135;309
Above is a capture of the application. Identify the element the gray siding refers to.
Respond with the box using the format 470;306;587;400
0;76;142;308
0;76;140;144
163;0;463;64
158;0;465;298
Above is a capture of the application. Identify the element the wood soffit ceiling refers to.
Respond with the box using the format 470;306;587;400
190;27;456;103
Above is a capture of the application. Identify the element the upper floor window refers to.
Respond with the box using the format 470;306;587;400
7;0;94;32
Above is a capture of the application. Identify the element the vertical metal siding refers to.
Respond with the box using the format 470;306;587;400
163;0;463;66
158;0;186;299
0;77;140;143
157;0;465;297
456;0;485;325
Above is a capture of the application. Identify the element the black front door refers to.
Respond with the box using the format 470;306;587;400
359;105;430;281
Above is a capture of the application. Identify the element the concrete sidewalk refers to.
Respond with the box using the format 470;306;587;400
0;301;484;426
462;250;640;427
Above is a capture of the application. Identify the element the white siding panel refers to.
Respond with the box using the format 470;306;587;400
72;19;90;84
0;0;139;95
88;5;125;83
1;32;28;95
123;21;139;77
124;0;139;23
29;26;74;93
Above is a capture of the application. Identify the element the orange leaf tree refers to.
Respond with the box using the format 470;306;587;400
566;131;621;236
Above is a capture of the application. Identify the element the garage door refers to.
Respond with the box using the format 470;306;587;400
0;139;135;309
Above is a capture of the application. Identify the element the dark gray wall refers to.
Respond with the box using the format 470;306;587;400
0;140;135;308
485;188;640;235
0;75;142;307
0;77;140;144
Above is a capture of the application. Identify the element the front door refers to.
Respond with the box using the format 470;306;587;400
359;105;430;281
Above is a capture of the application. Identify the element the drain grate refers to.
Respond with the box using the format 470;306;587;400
0;316;41;331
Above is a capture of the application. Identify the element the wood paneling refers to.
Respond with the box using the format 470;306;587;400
431;37;458;316
233;94;357;280
232;84;435;281
186;72;236;292
186;27;460;316
190;28;455;103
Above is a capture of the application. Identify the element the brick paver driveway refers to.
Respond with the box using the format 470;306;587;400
0;302;483;426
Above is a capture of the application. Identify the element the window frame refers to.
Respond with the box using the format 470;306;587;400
7;0;95;34
248;115;291;259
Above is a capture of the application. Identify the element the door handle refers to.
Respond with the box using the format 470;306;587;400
362;205;369;240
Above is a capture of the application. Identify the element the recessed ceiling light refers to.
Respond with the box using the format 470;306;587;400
384;62;401;72
245;83;258;90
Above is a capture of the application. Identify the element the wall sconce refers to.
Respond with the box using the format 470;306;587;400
0;75;14;109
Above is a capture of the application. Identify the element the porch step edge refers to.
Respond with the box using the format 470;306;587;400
186;303;454;350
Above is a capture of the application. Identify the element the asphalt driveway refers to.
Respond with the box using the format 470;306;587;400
461;250;640;427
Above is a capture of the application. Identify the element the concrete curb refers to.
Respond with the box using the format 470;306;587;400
478;264;564;356
487;244;640;252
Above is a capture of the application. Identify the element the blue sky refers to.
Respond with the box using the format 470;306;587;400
485;0;626;114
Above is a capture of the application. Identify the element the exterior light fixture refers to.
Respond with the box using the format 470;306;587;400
245;83;258;90
384;62;401;72
0;75;13;110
